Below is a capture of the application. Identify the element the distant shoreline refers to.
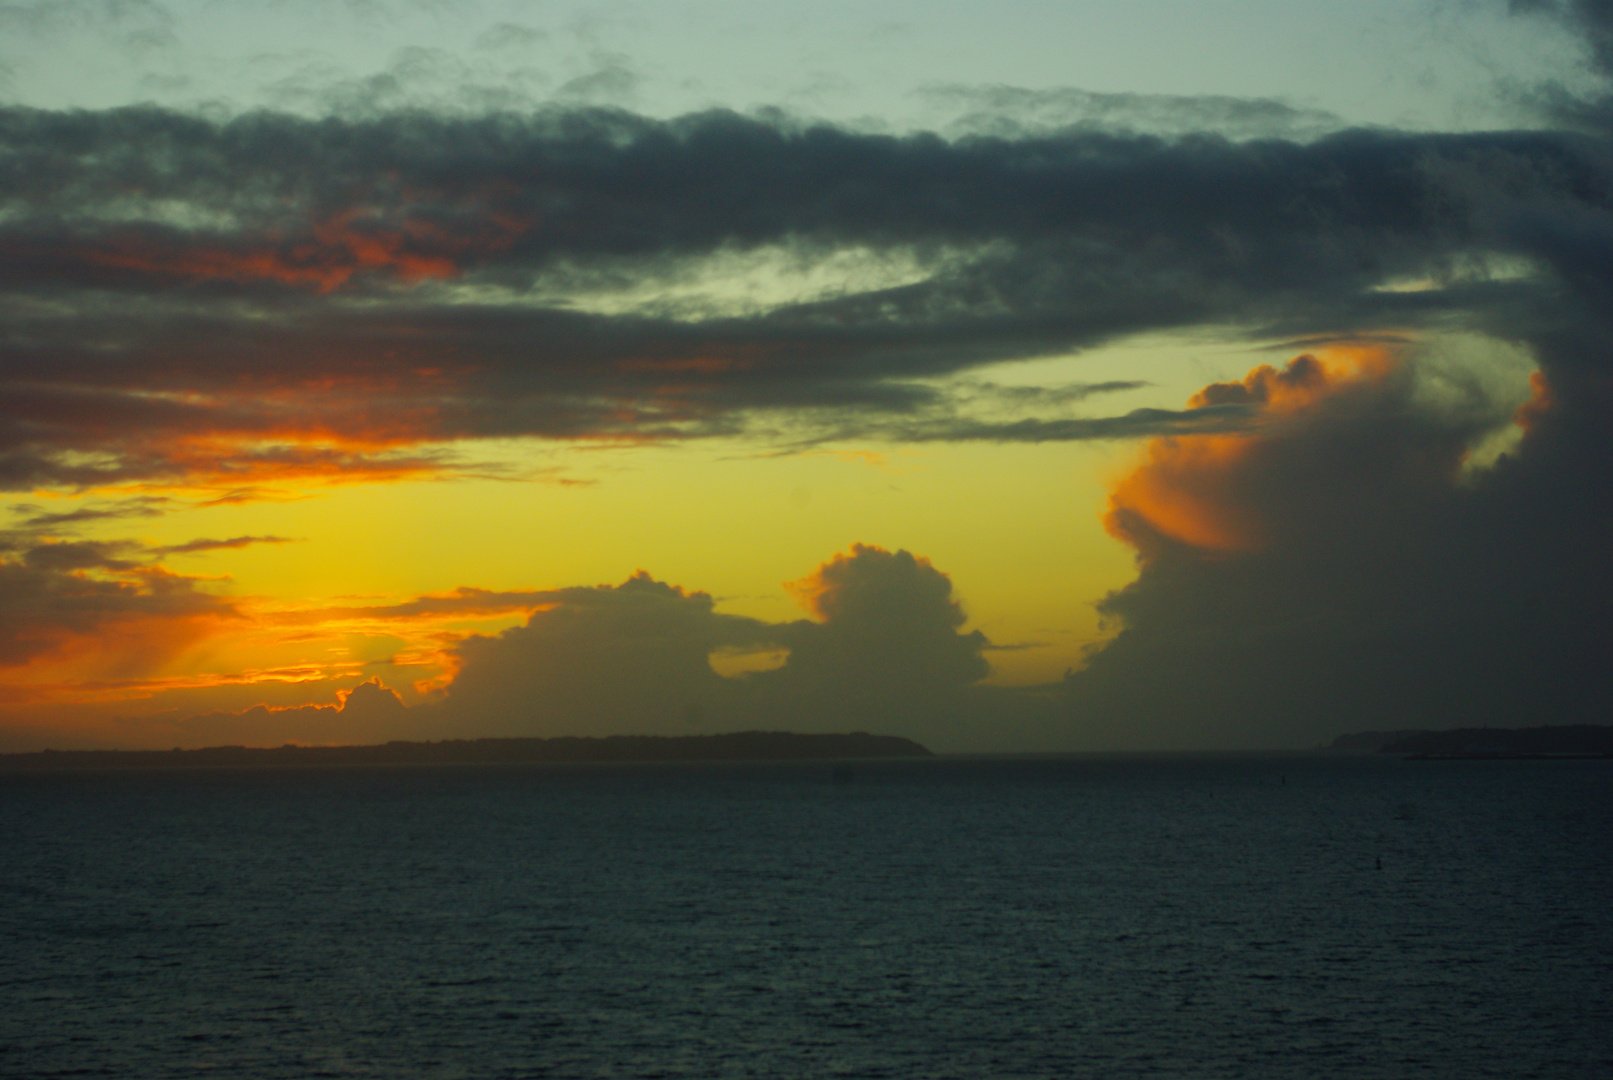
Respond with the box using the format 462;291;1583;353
0;731;934;772
1329;725;1613;759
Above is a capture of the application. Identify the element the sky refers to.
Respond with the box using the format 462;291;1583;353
0;0;1609;752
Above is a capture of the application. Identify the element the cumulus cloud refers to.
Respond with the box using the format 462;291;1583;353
1059;342;1612;749
767;545;989;714
439;570;777;735
416;545;1035;751
171;676;412;746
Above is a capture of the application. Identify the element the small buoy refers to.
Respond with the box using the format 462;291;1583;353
1375;857;1382;871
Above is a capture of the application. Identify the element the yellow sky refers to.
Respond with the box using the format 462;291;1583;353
1;335;1262;720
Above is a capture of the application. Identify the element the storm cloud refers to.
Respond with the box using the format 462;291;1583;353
1058;342;1612;749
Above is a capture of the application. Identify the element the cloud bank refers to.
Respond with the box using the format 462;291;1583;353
437;544;1029;750
44;545;1039;752
1;96;1609;492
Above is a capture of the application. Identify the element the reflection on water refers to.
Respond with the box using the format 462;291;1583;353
3;755;1610;1078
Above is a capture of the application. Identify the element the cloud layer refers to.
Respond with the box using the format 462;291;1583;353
2;98;1610;492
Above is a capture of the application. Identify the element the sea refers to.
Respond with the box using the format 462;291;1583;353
2;754;1610;1079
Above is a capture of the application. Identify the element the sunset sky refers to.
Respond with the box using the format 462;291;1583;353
1;0;1609;751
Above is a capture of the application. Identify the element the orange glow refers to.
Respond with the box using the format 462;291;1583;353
82;239;450;293
783;542;943;621
0;663;370;706
1106;345;1397;556
0;608;242;699
1186;344;1390;414
1513;370;1553;432
783;553;845;619
74;436;454;501
1104;433;1261;552
0;533;568;714
68;203;535;293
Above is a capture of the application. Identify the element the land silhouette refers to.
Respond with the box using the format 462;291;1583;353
1331;725;1613;758
0;731;933;772
1379;726;1613;758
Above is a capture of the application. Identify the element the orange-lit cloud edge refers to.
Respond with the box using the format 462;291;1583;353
1108;343;1442;556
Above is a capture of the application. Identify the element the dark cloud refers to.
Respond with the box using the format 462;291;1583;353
426;546;1039;751
172;677;415;747
439;570;774;735
154;535;295;556
1057;346;1613;749
763;545;991;726
289;585;619;623
844;403;1256;445
1506;0;1613;126
921;84;1344;140
2;103;1609;490
0;541;235;667
9;496;170;528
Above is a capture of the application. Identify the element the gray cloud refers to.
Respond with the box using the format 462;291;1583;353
172;677;413;746
921;84;1345;141
474;23;549;52
2;104;1609;490
260;45;552;117
10;496;171;528
427;545;1042;751
0;540;235;667
554;54;639;105
0;0;176;46
1056;344;1612;750
1510;0;1613;76
153;535;295;556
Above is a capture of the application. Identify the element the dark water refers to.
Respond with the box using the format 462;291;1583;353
3;755;1610;1079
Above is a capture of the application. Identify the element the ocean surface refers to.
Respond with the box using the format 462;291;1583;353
3;754;1610;1079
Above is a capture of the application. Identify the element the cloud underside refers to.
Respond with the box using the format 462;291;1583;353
0;102;1609;490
